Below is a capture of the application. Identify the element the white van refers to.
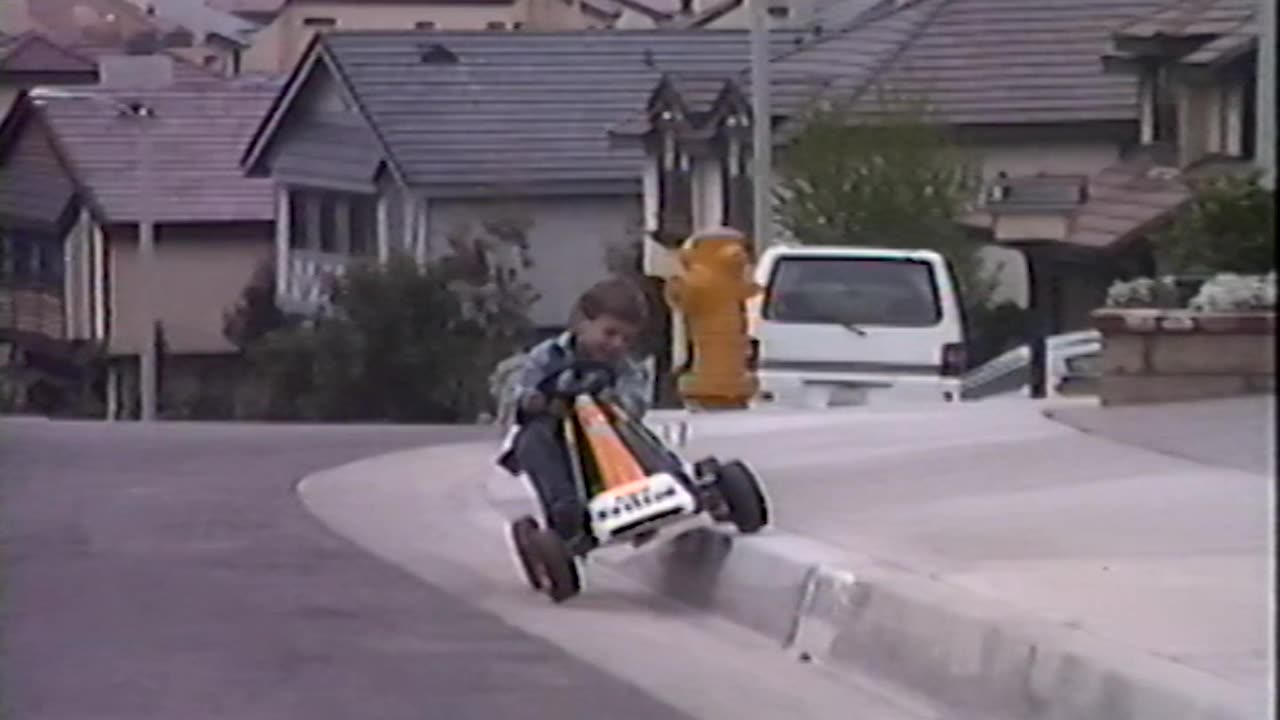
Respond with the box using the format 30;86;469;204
747;245;968;408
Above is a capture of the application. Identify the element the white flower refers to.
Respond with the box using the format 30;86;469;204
1105;276;1178;308
1188;272;1276;312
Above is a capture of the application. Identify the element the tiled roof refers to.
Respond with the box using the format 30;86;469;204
826;0;1172;125
204;0;286;18
1113;0;1256;39
40;77;281;224
658;0;1171;129
317;29;806;190
0;32;100;75
69;43;234;86
23;0;185;45
0;100;81;230
1065;156;1191;248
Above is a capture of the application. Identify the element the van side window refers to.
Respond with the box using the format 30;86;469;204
763;257;942;327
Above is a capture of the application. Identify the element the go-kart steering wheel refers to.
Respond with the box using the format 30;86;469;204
539;359;618;399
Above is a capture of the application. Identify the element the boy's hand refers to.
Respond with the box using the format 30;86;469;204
520;391;568;418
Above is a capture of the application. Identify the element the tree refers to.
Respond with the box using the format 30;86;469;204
1155;173;1277;276
237;215;538;423
223;260;288;353
774;95;980;257
774;93;1024;365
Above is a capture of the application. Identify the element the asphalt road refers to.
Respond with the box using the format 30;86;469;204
0;419;693;720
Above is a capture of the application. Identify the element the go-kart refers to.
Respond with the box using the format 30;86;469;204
500;360;770;603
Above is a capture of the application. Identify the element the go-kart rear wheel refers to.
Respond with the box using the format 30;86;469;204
509;516;544;591
715;460;769;534
527;528;581;603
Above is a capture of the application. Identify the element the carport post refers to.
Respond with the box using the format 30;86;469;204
1024;246;1052;399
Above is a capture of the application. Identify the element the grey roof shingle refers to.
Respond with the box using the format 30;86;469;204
664;0;1173;130
270;122;385;191
40;78;281;224
1179;26;1256;66
0;32;100;76
321;29;805;190
0;104;79;229
824;0;1173;125
1114;0;1256;39
1066;157;1190;248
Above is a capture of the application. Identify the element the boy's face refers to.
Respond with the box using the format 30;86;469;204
575;314;640;364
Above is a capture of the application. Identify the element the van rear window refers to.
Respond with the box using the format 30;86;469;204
763;256;942;327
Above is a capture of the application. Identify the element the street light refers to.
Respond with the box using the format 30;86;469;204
29;86;159;422
748;0;773;257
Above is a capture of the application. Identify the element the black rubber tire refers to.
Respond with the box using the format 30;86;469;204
715;460;769;534
509;516;544;591
527;528;581;603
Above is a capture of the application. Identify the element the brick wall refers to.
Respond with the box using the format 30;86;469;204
1093;309;1275;405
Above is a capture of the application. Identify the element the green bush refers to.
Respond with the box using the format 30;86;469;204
1156;174;1276;275
237;217;538;423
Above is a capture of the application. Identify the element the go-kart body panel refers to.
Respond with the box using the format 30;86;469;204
564;394;703;545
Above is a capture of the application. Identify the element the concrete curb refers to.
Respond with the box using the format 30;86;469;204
608;526;1266;720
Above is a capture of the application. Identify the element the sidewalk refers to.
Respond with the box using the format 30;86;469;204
1047;394;1275;476
621;399;1274;719
301;398;1272;720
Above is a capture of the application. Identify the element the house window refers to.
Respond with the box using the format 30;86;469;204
415;21;437;30
1240;74;1257;158
486;21;507;30
767;4;790;19
1153;67;1179;145
303;17;337;28
350;196;378;256
0;231;61;287
288;188;378;257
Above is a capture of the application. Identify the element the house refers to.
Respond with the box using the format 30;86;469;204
234;0;627;74
119;0;260;75
610;0;1215;338
679;0;881;30
0;33;100;413
0;32;100;116
241;29;804;329
0;55;279;417
4;0;252;77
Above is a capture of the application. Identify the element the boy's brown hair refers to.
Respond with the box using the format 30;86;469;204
574;276;650;328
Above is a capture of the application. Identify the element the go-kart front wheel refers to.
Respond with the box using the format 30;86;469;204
526;528;581;603
509;516;544;591
715;460;769;534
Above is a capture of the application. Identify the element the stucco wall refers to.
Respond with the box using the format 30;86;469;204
426;195;642;328
106;223;273;355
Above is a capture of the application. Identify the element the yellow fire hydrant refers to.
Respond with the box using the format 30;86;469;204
664;227;761;410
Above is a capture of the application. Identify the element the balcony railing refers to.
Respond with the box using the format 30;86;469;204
281;249;360;314
0;283;66;341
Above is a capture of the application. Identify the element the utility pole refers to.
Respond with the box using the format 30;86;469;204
134;104;158;422
1258;0;1276;187
749;0;773;257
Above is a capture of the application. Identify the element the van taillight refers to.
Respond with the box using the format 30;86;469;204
941;343;966;376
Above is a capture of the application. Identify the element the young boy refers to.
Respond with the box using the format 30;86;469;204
499;277;653;555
